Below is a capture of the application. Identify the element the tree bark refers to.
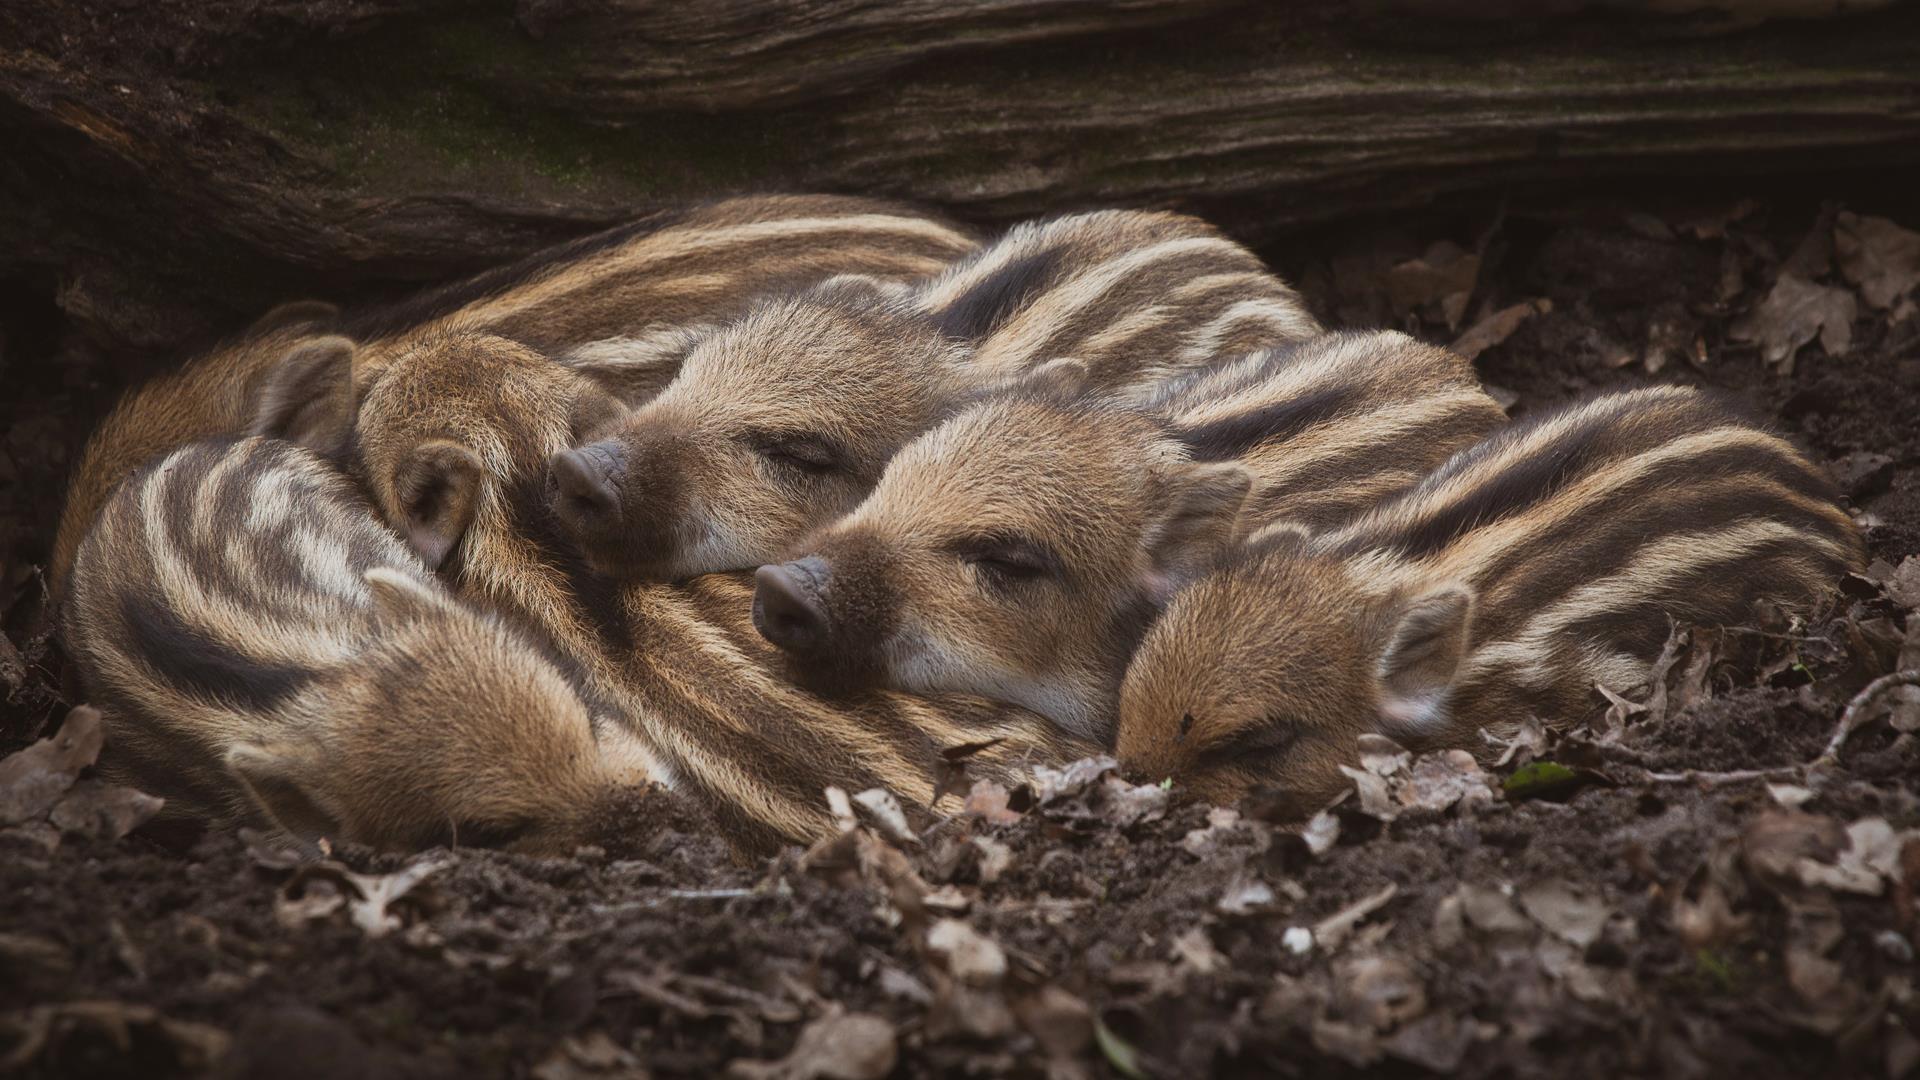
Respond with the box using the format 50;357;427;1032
3;0;1917;352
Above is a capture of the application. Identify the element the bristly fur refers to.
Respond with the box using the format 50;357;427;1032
63;437;644;855
558;207;1324;582
767;329;1506;743
1116;384;1865;817
50;194;979;603
327;330;1101;855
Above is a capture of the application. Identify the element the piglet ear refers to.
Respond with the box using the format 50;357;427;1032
251;335;359;456
225;742;341;842
1141;461;1253;600
392;441;485;570
1375;584;1474;735
1247;519;1312;553
362;567;453;626
245;299;339;336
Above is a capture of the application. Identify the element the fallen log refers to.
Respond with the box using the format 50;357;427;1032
2;0;1917;350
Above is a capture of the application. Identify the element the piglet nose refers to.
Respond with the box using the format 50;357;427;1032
547;442;623;535
753;558;832;656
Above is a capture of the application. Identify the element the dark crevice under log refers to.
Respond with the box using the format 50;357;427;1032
2;0;1917;352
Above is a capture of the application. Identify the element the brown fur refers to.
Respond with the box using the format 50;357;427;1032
1115;385;1867;815
63;437;639;855
50;194;978;602
553;209;1321;582
325;332;1099;854
760;331;1507;742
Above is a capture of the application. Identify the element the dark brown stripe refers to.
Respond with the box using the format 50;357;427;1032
931;244;1067;342
1176;382;1365;463
118;591;315;712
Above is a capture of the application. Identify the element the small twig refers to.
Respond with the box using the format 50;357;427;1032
1640;766;1803;787
1823;669;1920;761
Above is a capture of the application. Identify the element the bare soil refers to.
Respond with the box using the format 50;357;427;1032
4;193;1919;1079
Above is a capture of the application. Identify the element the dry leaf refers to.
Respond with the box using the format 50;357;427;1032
1312;883;1398;952
927;919;1007;986
1398;751;1493;815
1452;299;1551;361
1385;240;1480;329
1455;884;1531;938
1766;784;1815;808
1030;757;1117;803
1518;879;1612;949
1181;806;1246;857
0;706;106;826
1338;765;1397;821
1484;717;1549;768
1357;734;1411;776
963;781;1023;826
1095;774;1170;828
851;788;915;847
48;779;163;843
1874;555;1920;609
1301;811;1341;856
1730;271;1856;373
824;787;857;833
1835;211;1920;310
727;1010;897;1080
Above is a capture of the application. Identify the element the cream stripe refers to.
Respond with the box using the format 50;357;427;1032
453;215;973;327
974;236;1260;372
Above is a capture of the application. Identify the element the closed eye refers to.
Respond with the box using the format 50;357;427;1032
1196;715;1300;767
953;534;1058;586
747;431;841;475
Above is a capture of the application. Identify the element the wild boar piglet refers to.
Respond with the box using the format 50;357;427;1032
754;330;1507;742
65;437;653;854
548;209;1321;582
1115;385;1865;815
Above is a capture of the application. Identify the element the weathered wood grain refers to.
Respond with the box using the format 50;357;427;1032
2;0;1916;351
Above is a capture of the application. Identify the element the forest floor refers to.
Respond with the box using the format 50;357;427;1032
2;194;1919;1079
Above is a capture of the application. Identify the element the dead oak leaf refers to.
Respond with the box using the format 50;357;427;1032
1452;299;1551;361
48;779;163;843
1835;211;1920;310
0;706;106;826
1730;271;1856;373
1872;554;1920;610
1385;240;1481;329
1398;751;1493;815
